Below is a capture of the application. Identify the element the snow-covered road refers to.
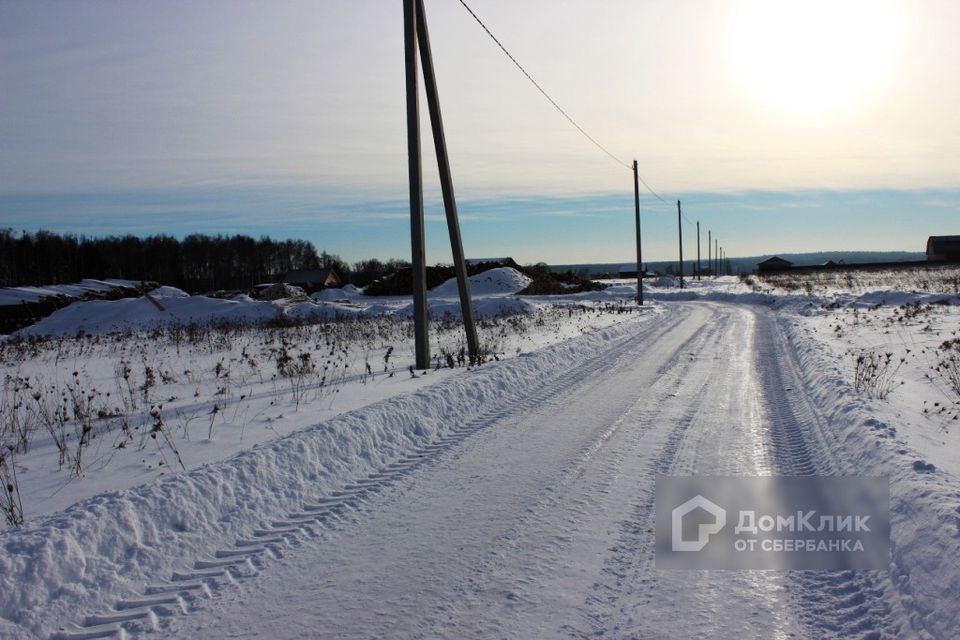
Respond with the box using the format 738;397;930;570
151;303;910;640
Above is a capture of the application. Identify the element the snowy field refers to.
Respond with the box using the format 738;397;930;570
1;266;959;639
1;269;643;521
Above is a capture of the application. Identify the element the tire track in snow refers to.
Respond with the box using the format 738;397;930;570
51;309;686;640
414;305;731;638
152;305;725;639
572;304;805;639
570;306;735;638
756;313;914;640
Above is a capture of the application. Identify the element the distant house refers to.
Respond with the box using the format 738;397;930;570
926;236;960;262
757;256;793;273
618;264;656;278
282;268;341;291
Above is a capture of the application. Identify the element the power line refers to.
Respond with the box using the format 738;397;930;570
636;172;669;205
455;0;678;212
455;0;630;171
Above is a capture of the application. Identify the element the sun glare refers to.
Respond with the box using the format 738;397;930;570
730;0;899;114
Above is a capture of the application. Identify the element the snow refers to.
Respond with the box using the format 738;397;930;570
429;267;531;296
652;275;680;287
0;279;143;305
310;284;363;301
2;267;960;638
0;310;659;639
11;269;543;338
148;286;189;300
13;291;281;338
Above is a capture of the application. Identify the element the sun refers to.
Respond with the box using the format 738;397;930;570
729;0;899;114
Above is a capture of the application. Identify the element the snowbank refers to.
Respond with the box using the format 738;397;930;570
12;274;556;338
778;313;960;638
651;276;680;288
14;292;281;337
0;279;143;305
0;317;652;638
641;277;960;312
311;284;363;301
285;300;364;321
392;296;541;320
148;286;189;300
430;267;532;297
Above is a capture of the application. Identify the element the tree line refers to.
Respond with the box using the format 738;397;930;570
0;229;408;292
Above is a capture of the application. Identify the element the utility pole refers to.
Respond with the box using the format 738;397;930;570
677;200;684;289
696;221;701;281
403;0;478;369
708;230;712;277
415;0;478;361
404;0;429;369
632;160;643;305
715;238;719;277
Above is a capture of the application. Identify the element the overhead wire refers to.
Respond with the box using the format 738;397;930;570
454;0;691;221
455;0;630;171
637;173;670;206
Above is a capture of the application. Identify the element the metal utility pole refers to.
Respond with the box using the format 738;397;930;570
677;200;684;289
708;230;712;277
415;0;478;361
632;160;643;305
696;221;701;281
404;0;478;369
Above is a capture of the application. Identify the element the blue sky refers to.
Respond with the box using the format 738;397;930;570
2;0;958;264
3;187;956;265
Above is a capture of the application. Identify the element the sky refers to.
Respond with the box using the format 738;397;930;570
1;0;958;265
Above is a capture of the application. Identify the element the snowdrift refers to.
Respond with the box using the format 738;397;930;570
11;274;551;338
13;288;281;337
0;319;649;638
430;267;532;297
0;279;143;305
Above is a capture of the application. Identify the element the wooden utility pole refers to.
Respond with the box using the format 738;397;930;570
632;160;643;305
708;230;712;277
715;238;719;276
415;0;478;361
404;0;478;369
404;0;429;369
696;221;701;281
677;200;684;289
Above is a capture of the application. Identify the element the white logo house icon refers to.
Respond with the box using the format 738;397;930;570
672;495;727;551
